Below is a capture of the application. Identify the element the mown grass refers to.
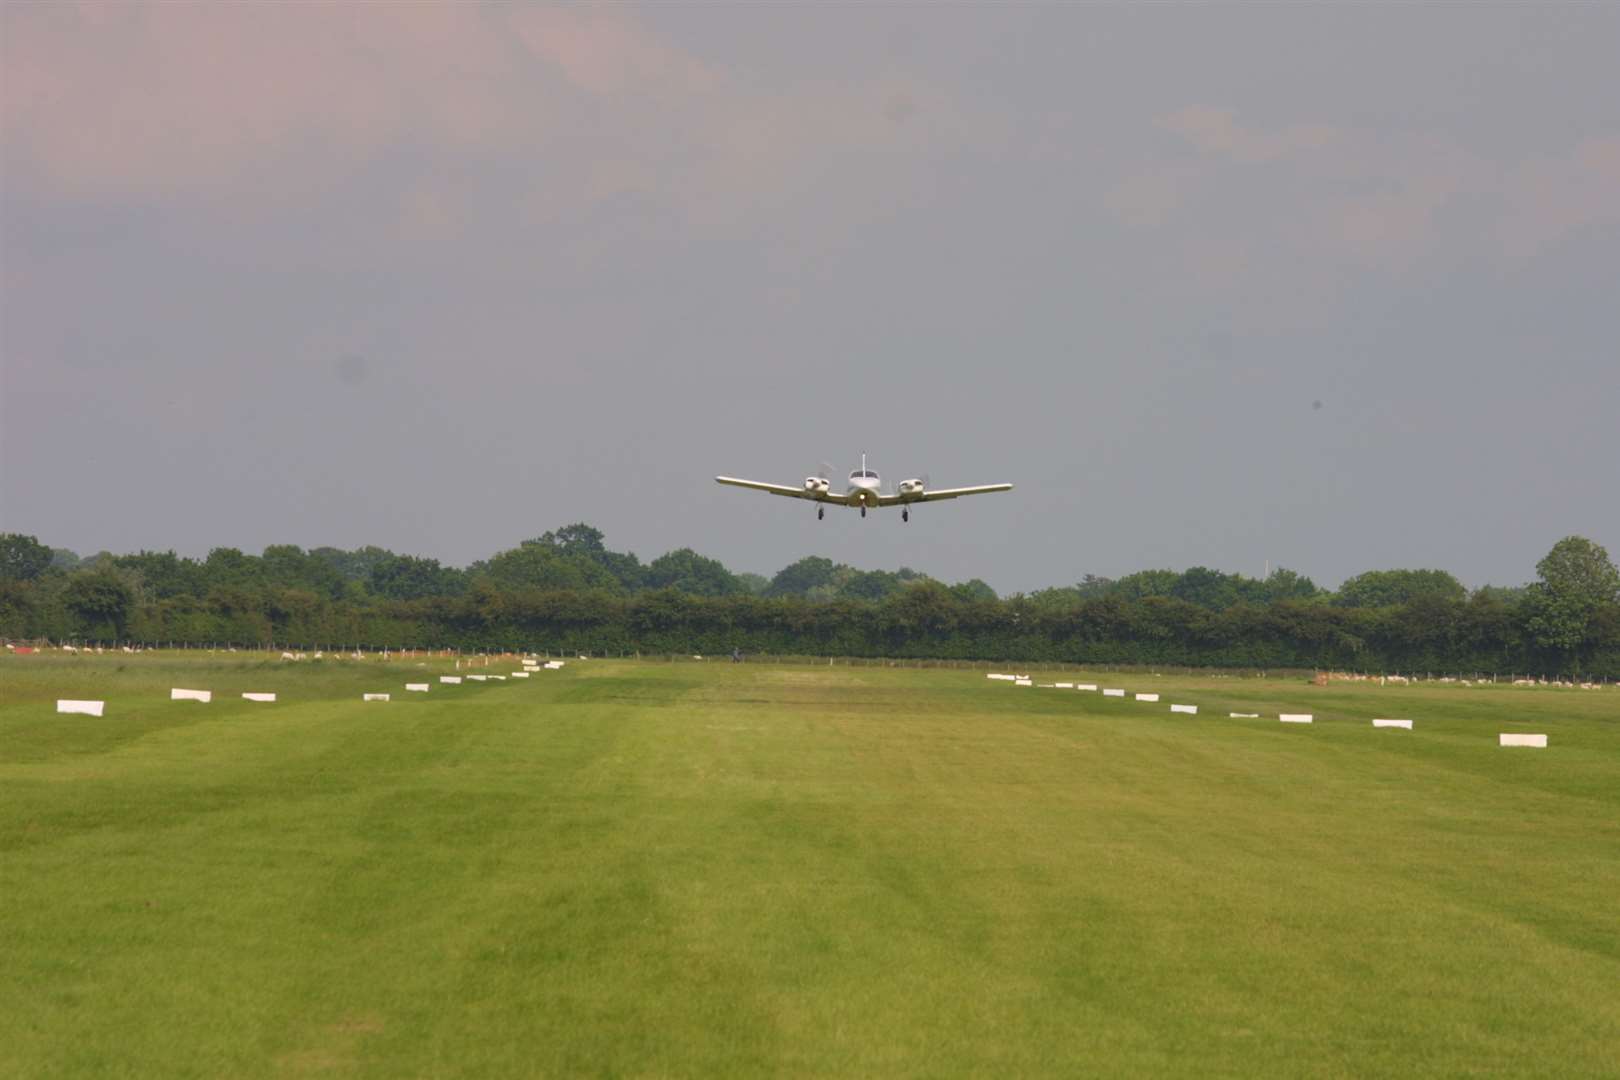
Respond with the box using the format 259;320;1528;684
2;654;1618;1077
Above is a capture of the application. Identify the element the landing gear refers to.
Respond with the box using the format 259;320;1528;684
860;506;867;519
817;506;824;520
902;508;909;523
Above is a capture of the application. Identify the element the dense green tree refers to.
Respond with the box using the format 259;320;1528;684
643;548;744;597
202;548;264;590
1075;574;1114;598
112;551;205;599
50;547;81;571
260;545;346;598
480;541;624;593
1535;536;1619;606
1112;569;1178;601
1334;569;1466;608
369;554;466;600
532;524;644;589
61;569;136;638
1260;567;1321;604
950;578;998;603
310;545;398;584
0;533;54;581
1170;567;1249;610
538;523;607;554
767;556;837;598
1526;536;1620;670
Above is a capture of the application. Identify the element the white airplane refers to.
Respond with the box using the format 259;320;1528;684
716;455;1013;521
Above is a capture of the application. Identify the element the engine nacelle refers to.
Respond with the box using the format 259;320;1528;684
898;478;926;496
804;476;830;494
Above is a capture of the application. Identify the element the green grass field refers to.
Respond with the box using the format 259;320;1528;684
4;653;1618;1077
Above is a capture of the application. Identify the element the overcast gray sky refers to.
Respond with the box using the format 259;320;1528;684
3;4;1616;594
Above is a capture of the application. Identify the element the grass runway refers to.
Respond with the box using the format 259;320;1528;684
3;654;1618;1077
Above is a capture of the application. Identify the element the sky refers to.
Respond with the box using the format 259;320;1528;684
3;4;1617;595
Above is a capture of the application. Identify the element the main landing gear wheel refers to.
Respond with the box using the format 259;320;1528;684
817;506;824;520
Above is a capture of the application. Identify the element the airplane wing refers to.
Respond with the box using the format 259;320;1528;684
715;476;851;504
877;483;1014;506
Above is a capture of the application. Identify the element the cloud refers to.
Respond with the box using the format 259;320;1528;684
1109;104;1619;294
1160;105;1338;163
1497;136;1620;257
1;3;982;237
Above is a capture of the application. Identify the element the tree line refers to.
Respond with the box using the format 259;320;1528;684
2;528;1616;676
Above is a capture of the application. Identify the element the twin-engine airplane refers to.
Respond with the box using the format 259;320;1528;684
715;455;1013;521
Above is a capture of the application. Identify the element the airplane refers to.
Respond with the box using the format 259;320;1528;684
715;455;1013;521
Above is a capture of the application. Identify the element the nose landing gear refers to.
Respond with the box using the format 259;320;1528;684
902;508;909;523
817;506;824;520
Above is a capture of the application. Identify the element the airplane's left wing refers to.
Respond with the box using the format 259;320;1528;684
716;476;850;504
877;483;1014;506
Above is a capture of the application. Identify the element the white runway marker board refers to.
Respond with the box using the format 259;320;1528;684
1076;684;1098;691
363;693;390;702
439;676;462;684
1170;704;1197;714
511;672;530;678
242;693;276;703
1015;679;1034;687
1230;712;1259;718
1500;733;1547;748
57;700;105;717
490;675;506;680
1055;682;1074;689
170;688;212;703
1103;688;1126;697
468;675;488;681
405;684;430;692
1280;714;1314;724
1373;719;1413;729
1135;693;1160;702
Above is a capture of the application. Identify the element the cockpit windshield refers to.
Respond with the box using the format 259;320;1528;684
850;470;879;479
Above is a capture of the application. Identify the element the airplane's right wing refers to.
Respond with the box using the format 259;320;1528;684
715;477;850;504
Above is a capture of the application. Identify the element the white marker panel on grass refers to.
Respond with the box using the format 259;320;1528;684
57;700;105;717
1103;688;1126;697
1015;679;1034;687
1055;682;1074;689
363;693;390;702
1373;719;1413;730
468;675;488;681
1280;714;1313;724
545;662;564;669
170;688;212;703
1230;712;1259;718
242;693;276;703
490;675;506;680
439;676;462;684
1076;684;1097;691
1135;693;1160;702
1500;733;1547;748
405;683;430;692
1170;704;1197;714
511;672;530;678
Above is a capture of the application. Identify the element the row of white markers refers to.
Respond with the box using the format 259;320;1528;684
54;661;568;717
985;673;1550;748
